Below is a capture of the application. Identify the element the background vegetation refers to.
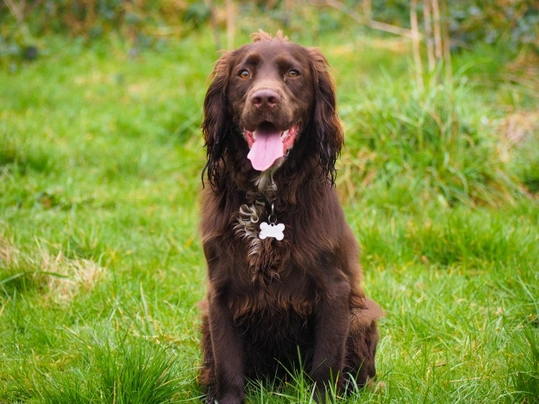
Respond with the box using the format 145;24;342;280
0;1;537;402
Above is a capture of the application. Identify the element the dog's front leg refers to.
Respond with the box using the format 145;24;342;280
208;292;245;404
310;280;351;402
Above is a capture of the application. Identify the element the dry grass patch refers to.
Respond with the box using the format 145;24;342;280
501;110;539;145
40;249;105;304
0;235;106;304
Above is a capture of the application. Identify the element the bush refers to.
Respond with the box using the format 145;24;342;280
370;0;537;49
0;0;536;48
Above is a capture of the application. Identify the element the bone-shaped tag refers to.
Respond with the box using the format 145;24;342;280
259;222;285;241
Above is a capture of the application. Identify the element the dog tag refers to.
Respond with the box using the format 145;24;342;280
259;222;285;241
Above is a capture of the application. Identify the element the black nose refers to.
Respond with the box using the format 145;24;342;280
251;89;280;109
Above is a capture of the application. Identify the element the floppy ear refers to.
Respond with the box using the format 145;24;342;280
308;48;344;185
202;51;235;188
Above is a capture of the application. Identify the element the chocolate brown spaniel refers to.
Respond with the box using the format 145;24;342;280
198;31;382;403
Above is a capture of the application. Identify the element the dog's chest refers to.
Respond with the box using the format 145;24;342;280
231;276;315;323
232;178;291;276
233;201;288;276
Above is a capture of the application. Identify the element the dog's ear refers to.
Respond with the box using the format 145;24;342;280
202;51;235;188
308;48;344;185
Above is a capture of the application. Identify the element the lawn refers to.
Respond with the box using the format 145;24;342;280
0;30;538;403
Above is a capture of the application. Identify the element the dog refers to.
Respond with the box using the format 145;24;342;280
198;31;382;403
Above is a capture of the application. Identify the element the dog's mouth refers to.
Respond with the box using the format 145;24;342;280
244;122;299;172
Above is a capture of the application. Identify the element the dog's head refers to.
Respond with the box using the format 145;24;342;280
202;31;343;188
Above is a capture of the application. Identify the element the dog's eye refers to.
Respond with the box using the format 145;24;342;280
238;69;251;79
287;69;300;78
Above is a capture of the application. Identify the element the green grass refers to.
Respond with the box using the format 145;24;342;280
1;30;538;403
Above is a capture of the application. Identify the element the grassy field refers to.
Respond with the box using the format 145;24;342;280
0;30;538;403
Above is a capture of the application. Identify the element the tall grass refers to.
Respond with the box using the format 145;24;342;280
339;74;521;209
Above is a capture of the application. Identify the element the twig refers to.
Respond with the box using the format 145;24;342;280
410;0;424;91
431;0;443;59
440;0;453;84
204;0;221;51
362;0;372;21
226;0;235;49
325;0;422;39
423;0;435;71
4;0;25;23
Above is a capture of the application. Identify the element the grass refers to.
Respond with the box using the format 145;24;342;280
1;29;538;403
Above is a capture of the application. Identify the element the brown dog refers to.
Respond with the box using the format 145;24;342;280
198;31;382;403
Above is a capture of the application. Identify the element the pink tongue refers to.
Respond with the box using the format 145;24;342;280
247;129;284;171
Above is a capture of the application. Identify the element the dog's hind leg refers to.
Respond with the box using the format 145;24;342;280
343;299;383;390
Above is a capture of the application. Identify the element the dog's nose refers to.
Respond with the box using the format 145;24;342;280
251;89;280;109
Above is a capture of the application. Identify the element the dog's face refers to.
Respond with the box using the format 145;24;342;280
227;39;315;171
202;32;343;187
